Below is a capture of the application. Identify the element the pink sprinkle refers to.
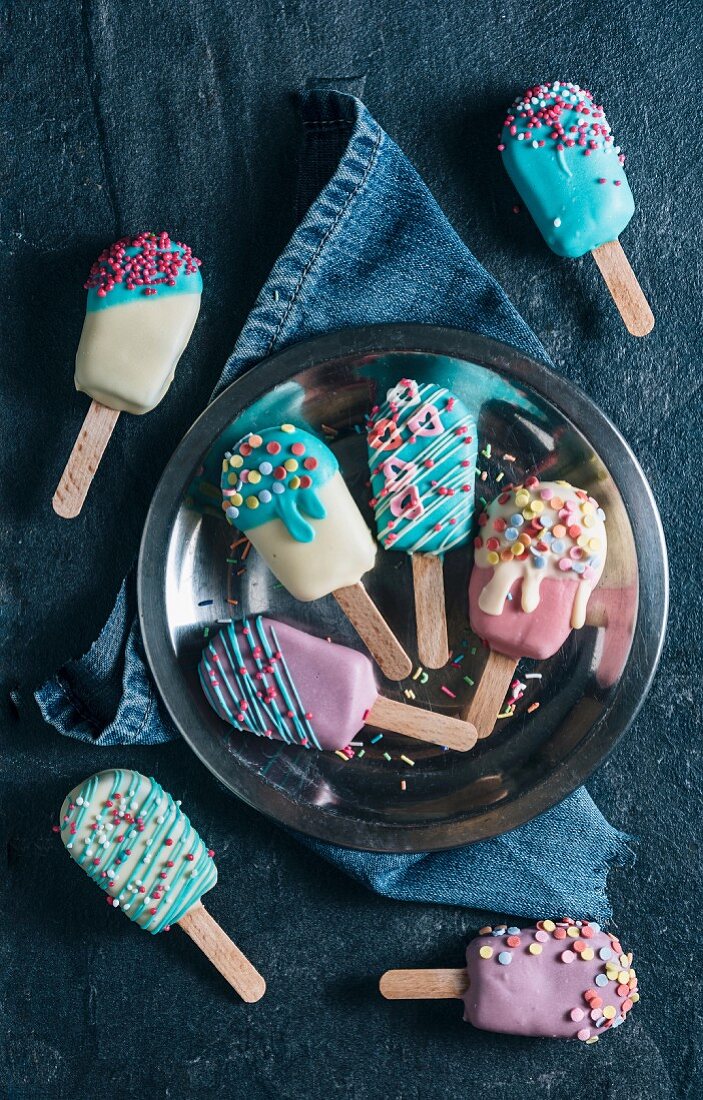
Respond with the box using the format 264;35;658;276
440;686;456;698
561;950;576;964
571;1008;585;1022
577;1028;591;1041
597;178;607;184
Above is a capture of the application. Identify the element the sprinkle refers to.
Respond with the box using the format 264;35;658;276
528;943;542;955
400;780;407;791
495;472;504;482
503;454;516;463
412;666;424;681
198;599;214;607
527;702;540;713
357;749;365;759
497;951;512;965
400;755;415;767
479;946;493;959
335;751;348;761
440;685;456;698
524;673;542;680
463;676;475;687
370;733;384;744
383;752;392;762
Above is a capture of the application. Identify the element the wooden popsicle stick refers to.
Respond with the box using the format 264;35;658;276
460;650;518;740
411;553;450;669
53;400;120;518
368;695;477;752
333;582;413;681
380;969;469;1000
591;240;654;337
178;902;266;1002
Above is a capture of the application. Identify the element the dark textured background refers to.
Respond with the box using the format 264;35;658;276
2;2;701;1097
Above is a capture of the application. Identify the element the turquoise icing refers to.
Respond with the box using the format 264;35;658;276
362;354;546;421
199;616;323;749
220;425;338;542
59;770;217;934
186;383;307;516
85;235;202;312
367;379;478;555
501;82;635;259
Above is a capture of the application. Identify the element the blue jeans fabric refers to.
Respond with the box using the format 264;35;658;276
35;89;630;922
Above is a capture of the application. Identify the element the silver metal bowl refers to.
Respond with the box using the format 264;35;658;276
138;325;668;851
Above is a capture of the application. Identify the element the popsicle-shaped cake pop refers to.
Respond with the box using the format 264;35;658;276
381;918;638;1042
53;232;202;518
200;616;477;752
499;82;653;336
367;379;478;668
465;478;607;737
221;425;412;681
58;769;265;1001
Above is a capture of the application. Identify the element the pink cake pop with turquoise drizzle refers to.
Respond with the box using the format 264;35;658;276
199;616;478;752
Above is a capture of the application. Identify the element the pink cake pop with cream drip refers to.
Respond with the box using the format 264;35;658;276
464;477;607;738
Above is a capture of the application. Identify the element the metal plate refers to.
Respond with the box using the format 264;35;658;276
138;325;668;852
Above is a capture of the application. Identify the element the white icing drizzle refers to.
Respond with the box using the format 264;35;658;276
474;479;607;629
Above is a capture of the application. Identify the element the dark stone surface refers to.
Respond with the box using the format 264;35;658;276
1;1;701;1097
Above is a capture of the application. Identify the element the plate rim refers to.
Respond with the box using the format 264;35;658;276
138;324;669;852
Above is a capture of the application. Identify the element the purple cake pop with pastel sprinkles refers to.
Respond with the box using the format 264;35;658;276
464;917;638;1042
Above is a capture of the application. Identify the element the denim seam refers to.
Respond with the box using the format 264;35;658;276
54;675;100;732
134;678;155;739
265;122;383;357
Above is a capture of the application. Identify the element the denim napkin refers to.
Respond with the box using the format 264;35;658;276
36;87;630;922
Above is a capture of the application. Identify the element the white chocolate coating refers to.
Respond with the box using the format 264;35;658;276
75;294;201;414
245;472;377;601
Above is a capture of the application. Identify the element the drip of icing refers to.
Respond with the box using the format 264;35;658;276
220;425;338;543
366;379;478;555
59;770;217;934
473;478;607;627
